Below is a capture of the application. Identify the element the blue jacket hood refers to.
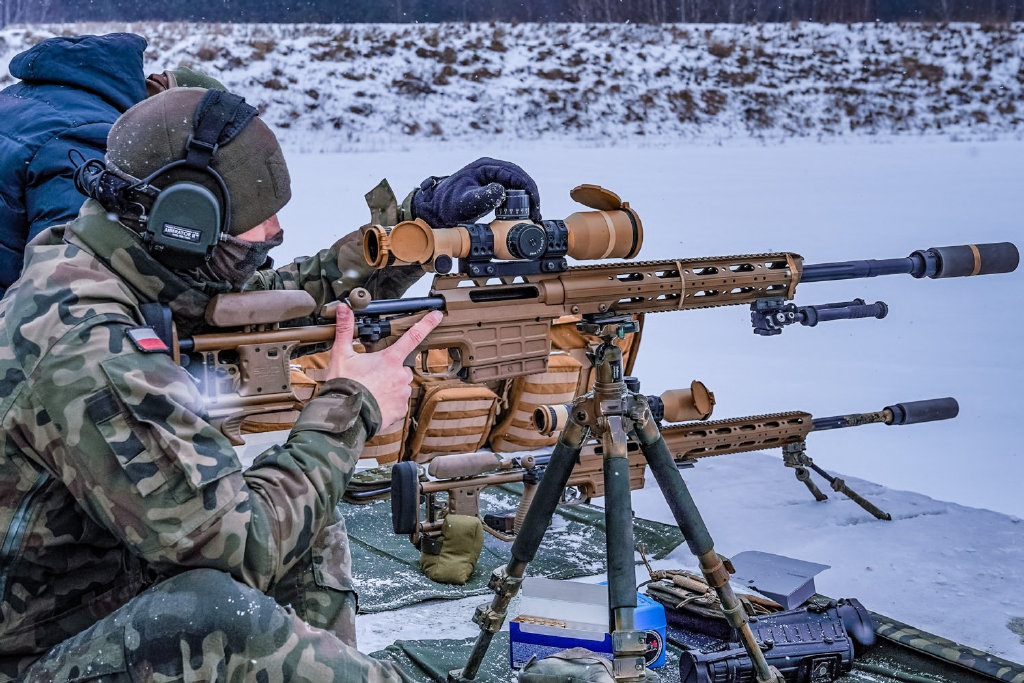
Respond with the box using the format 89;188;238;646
9;33;149;111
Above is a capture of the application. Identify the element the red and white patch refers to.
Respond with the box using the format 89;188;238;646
127;327;170;354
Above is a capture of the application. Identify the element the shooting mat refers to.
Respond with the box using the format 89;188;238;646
370;617;1017;683
342;483;684;613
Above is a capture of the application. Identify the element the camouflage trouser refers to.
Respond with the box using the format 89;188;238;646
19;517;412;683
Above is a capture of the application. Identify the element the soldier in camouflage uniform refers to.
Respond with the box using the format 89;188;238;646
0;86;538;681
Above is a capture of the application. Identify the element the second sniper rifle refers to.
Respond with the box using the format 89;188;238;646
365;392;958;552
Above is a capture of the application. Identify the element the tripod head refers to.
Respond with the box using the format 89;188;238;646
577;313;640;342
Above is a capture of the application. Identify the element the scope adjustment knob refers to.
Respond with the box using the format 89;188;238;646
506;222;548;260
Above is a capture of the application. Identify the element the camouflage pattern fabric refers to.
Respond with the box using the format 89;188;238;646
245;225;424;314
21;566;407;682
872;612;1024;683
0;200;408;681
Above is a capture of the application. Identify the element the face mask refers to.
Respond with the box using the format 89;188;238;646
180;230;284;291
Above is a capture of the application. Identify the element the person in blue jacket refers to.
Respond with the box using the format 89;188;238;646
0;32;222;297
0;33;148;296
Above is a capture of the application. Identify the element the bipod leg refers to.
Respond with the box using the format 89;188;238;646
635;414;785;683
782;442;890;520
450;420;589;682
782;443;829;501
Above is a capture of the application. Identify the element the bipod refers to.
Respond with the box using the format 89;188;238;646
450;314;784;683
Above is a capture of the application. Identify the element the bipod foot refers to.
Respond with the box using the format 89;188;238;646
782;442;890;520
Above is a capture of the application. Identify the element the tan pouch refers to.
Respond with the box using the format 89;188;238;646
361;409;411;464
280;349;412;462
408;379;499;463
489;353;583;452
419;514;484;585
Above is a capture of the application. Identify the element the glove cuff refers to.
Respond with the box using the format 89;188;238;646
399;188;417;223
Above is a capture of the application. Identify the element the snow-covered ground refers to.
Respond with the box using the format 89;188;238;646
266;136;1024;667
2;22;1023;148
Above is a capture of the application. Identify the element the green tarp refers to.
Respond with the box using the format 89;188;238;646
343;483;685;613
371;630;1016;683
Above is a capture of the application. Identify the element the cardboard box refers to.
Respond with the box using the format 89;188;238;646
509;578;666;669
730;550;830;610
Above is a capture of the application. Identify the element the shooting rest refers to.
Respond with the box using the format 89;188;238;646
451;314;783;683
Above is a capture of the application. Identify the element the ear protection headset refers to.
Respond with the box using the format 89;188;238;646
74;90;258;269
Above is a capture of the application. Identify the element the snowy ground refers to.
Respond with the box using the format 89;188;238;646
3;22;1023;147
263;136;1024;668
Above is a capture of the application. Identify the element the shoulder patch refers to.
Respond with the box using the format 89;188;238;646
126;327;171;354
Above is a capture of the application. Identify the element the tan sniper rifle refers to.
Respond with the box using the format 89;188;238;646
374;394;959;552
175;184;1018;445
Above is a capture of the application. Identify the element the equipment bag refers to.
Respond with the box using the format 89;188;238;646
518;648;618;683
407;379;500;463
490;353;583;452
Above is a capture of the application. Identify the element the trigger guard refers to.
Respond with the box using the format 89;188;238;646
414;348;464;380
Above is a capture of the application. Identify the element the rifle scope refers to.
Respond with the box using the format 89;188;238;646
533;380;715;436
363;184;643;277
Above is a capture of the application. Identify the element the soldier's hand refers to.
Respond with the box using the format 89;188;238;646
411;157;541;228
327;305;443;430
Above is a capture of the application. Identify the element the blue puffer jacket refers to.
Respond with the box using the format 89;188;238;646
0;33;148;296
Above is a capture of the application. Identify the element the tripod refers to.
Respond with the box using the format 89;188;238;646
450;315;783;683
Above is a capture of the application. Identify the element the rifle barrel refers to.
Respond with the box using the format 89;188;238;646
801;242;1018;282
811;398;959;431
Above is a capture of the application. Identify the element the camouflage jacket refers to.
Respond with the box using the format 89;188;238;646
0;201;393;672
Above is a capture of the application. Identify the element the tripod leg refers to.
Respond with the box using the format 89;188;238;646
635;416;784;683
602;416;649;681
451;420;589;682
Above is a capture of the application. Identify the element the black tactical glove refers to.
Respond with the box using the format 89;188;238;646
411;157;541;228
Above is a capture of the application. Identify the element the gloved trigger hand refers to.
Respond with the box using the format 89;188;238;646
411;157;541;228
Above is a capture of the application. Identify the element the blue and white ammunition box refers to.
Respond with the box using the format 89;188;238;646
509;578;667;669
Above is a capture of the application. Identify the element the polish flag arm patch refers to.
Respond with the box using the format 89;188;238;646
127;327;171;354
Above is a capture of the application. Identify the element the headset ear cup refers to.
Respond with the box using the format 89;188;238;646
144;181;222;268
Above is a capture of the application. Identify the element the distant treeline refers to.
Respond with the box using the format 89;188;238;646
3;0;1023;27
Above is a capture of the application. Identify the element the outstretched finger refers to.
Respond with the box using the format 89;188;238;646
334;304;357;358
386;310;443;360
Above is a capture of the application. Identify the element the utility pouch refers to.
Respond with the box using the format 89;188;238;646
419;514;483;585
408;379;499;463
518;648;617;683
360;410;411;464
489;353;583;452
